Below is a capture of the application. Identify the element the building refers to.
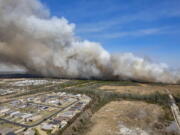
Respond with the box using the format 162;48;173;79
24;129;35;135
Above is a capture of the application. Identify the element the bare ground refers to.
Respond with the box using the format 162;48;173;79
85;101;179;135
99;84;180;96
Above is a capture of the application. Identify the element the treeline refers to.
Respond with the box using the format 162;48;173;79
55;85;169;113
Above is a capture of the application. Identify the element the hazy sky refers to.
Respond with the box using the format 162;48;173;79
40;0;180;68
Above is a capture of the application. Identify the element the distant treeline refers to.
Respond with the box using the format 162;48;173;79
0;73;43;78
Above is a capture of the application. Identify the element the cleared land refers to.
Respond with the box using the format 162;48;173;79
85;101;179;135
99;84;180;95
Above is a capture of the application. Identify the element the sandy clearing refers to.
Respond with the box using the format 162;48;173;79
99;85;165;95
99;84;180;95
85;101;178;135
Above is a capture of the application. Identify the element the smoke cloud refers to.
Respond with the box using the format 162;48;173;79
0;0;179;83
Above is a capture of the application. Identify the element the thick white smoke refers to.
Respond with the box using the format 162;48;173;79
0;0;179;83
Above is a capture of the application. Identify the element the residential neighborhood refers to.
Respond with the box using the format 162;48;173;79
0;79;91;135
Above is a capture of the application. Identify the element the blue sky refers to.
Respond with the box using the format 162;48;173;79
40;0;180;67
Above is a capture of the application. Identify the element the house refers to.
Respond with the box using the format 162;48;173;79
27;115;42;122
21;113;33;120
76;94;82;98
5;110;14;116
24;129;35;135
0;107;10;114
60;120;67;128
40;106;49;110
27;98;34;102
6;132;16;135
58;111;75;118
47;99;60;106
0;128;14;135
57;92;66;96
10;100;21;107
18;104;27;109
41;123;54;131
10;111;20;117
54;116;70;122
49;119;60;125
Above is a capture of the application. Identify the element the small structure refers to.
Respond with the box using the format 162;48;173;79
24;129;35;135
10;111;20;117
21;113;33;121
0;128;14;135
6;132;16;135
27;115;42;122
41;123;54;131
60;120;67;128
0;107;10;115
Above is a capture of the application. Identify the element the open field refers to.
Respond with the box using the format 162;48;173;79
85;101;179;135
99;83;180;96
99;85;166;95
99;84;180;95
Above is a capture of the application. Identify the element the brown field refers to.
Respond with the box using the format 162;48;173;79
99;83;180;96
85;101;179;135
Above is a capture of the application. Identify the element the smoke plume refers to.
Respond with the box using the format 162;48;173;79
0;0;179;83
